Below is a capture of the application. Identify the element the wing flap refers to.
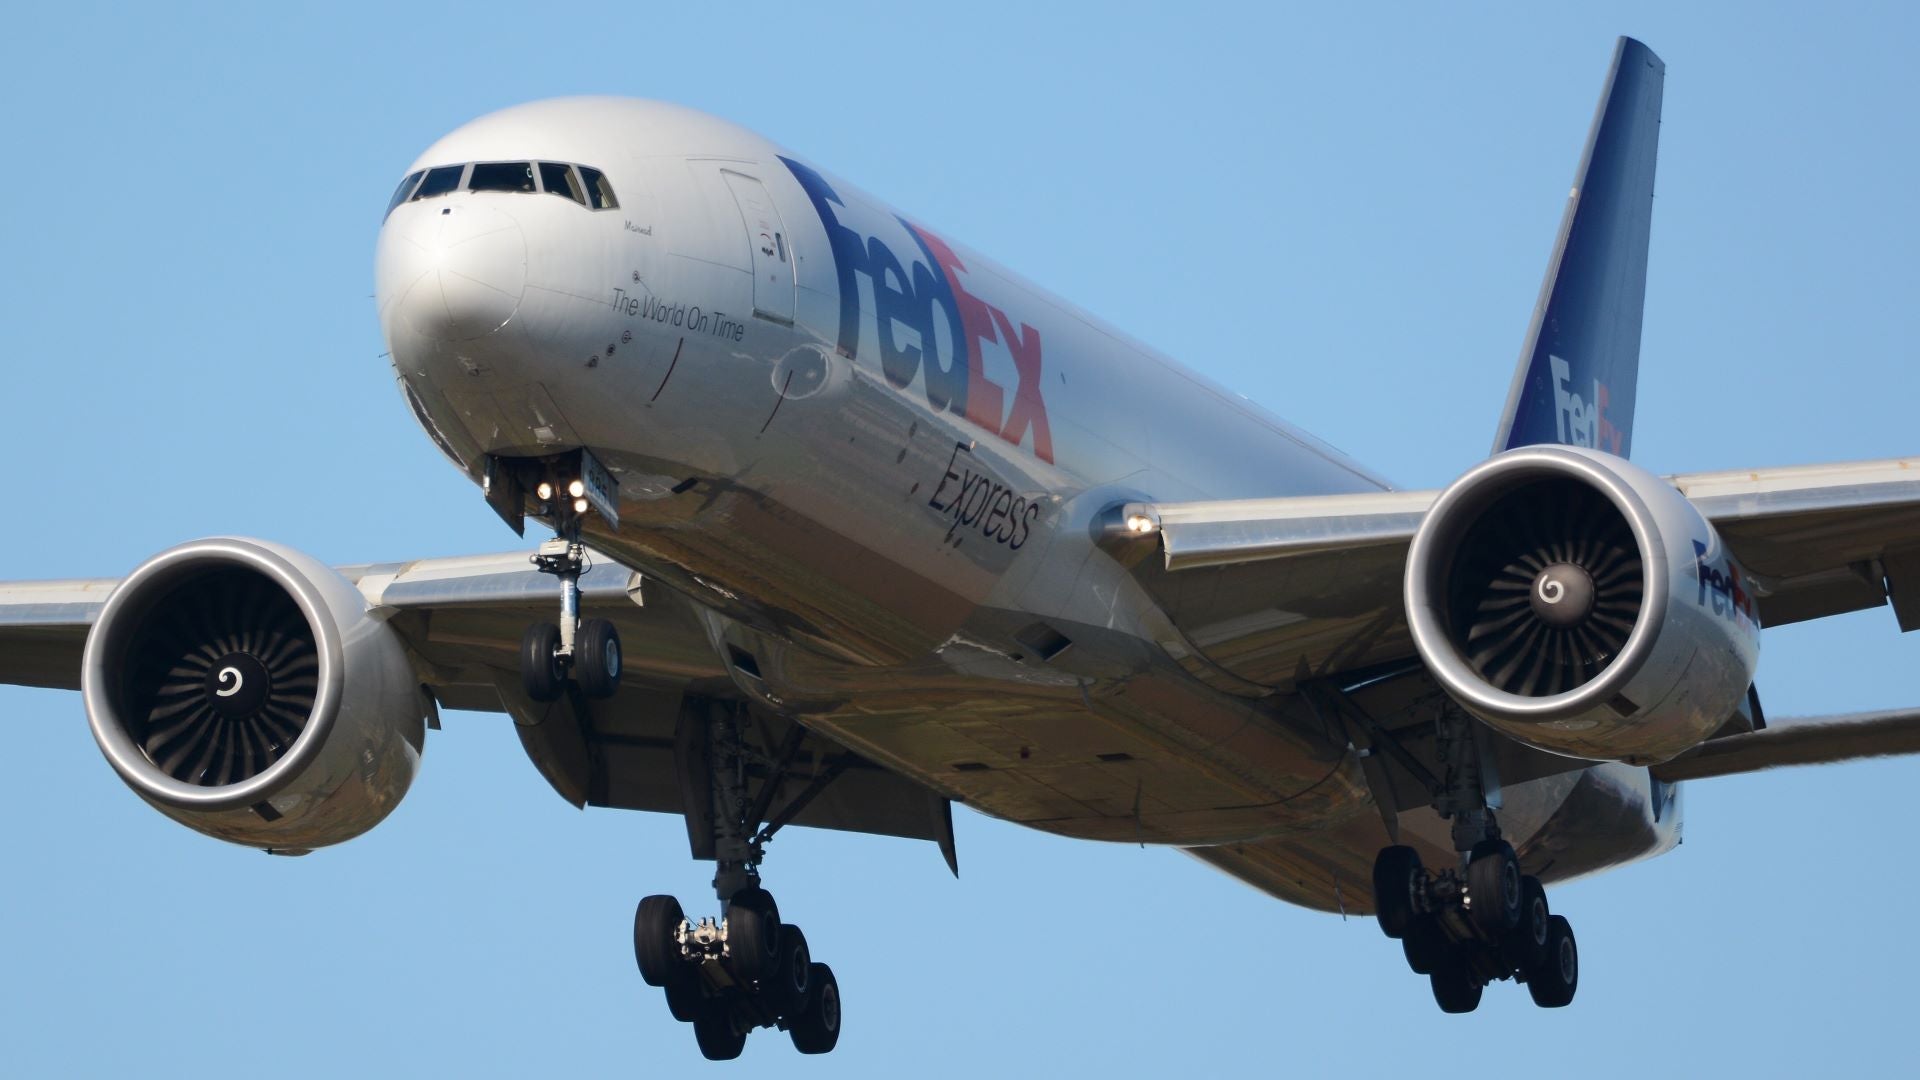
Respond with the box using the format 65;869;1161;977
1650;709;1920;782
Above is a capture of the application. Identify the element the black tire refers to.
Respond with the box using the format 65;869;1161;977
1466;840;1522;937
1502;876;1551;973
726;887;781;983
1430;959;1483;1014
663;969;704;1024
633;894;684;987
789;962;841;1055
575;618;622;699
770;924;813;1016
692;1002;747;1061
1402;917;1450;976
1372;846;1424;939
1527;914;1579;1008
520;622;564;703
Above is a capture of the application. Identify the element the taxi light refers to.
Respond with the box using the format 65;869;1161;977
573;497;590;514
535;482;554;501
568;479;586;498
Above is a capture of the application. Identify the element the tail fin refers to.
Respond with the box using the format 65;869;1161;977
1492;37;1665;458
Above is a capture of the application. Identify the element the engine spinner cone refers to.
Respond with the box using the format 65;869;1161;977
1530;562;1597;629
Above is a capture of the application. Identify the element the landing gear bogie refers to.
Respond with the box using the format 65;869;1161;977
1361;700;1581;1013
1374;844;1578;1012
633;889;841;1058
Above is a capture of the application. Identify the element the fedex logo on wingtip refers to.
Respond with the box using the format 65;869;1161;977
781;157;1054;464
1549;355;1625;455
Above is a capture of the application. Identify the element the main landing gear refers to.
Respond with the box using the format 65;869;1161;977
517;467;622;704
1368;704;1578;1012
632;701;848;1059
633;889;841;1060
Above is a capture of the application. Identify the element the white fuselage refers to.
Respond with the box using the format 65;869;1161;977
375;98;1676;910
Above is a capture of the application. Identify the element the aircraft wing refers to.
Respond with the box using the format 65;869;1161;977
0;551;955;849
1649;709;1920;782
1120;455;1920;701
0;578;115;690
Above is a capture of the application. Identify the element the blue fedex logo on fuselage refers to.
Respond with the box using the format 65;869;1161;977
780;157;1054;464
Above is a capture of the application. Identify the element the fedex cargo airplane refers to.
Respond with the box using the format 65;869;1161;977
6;37;1918;1058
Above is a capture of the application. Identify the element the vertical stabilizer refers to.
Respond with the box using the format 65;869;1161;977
1492;37;1665;458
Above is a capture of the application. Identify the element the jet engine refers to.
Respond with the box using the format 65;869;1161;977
1404;446;1760;764
81;538;429;852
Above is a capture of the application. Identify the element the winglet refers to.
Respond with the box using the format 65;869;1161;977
1492;37;1665;458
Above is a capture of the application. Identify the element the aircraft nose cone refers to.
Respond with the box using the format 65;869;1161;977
377;204;527;342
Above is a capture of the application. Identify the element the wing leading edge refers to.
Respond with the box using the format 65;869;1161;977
0;549;953;849
1123;455;1920;631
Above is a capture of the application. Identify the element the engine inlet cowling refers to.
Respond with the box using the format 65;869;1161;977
1404;446;1759;765
82;538;428;851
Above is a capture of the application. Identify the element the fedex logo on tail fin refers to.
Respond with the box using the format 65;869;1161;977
779;156;1053;463
1549;355;1624;454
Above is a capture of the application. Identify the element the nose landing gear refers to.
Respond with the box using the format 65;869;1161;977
486;449;625;704
519;537;622;703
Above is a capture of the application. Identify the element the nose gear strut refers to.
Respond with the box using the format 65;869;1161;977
502;450;623;704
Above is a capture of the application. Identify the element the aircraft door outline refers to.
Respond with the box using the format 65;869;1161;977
721;169;795;324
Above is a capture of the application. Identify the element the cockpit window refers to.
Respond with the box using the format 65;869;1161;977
412;165;465;201
469;161;536;193
389;160;618;213
538;162;586;205
385;171;424;220
580;166;619;210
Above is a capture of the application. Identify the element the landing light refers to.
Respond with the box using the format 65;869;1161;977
573;497;590;514
568;479;586;498
1125;513;1158;535
536;482;554;501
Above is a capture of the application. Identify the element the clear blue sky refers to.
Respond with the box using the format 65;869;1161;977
3;2;1916;1075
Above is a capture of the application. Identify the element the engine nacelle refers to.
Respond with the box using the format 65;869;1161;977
1404;446;1760;764
81;538;428;852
